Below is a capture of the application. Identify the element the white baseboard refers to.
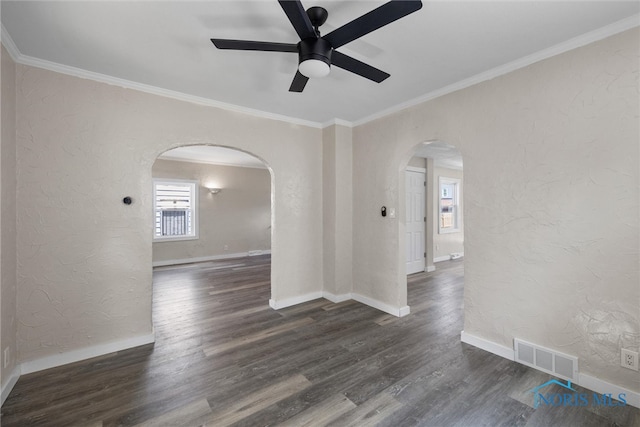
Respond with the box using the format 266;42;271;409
460;331;640;409
322;291;351;303
269;292;323;310
426;266;436;272
3;332;155;406
434;252;464;263
20;331;156;375
1;365;21;406
323;292;410;316
579;373;640;409
460;331;515;361
351;293;409;317
153;250;271;267
270;290;410;318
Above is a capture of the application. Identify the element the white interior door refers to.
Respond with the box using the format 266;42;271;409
406;170;425;275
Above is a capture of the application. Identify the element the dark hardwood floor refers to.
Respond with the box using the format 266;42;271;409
2;256;639;426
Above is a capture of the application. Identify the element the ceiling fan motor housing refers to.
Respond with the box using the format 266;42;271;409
298;37;332;67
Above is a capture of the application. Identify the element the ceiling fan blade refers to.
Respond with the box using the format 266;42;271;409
324;0;422;49
211;39;298;53
331;51;390;83
278;0;317;40
289;70;309;92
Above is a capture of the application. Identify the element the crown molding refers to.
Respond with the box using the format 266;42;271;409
4;14;639;131
1;23;21;62
321;118;354;129
1;24;324;129
352;14;640;127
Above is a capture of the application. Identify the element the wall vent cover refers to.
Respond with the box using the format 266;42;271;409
514;339;578;381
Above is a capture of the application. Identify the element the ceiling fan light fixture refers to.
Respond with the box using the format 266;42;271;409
299;59;330;78
297;37;332;79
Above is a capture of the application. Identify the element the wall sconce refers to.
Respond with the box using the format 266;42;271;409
208;187;222;195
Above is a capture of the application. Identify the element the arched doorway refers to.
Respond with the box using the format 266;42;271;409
150;145;274;313
151;145;272;266
399;140;464;310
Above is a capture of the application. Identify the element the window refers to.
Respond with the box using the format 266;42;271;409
153;179;198;241
439;177;461;234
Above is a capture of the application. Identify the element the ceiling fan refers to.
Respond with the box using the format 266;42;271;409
210;0;423;92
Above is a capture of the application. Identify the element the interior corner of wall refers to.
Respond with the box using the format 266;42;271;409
1;364;22;406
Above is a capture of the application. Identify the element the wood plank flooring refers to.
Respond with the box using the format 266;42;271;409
2;255;639;426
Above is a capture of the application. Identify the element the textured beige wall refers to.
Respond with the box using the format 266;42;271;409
333;125;353;297
433;166;464;260
1;44;18;389
322;126;336;295
353;28;639;391
15;64;323;363
407;156;426;169
152;159;270;263
322;124;353;298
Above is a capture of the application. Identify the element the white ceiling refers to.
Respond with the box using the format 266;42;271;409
415;141;463;170
2;1;639;126
159;146;268;169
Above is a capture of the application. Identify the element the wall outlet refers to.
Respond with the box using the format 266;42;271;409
3;347;9;368
621;348;639;371
223;245;229;251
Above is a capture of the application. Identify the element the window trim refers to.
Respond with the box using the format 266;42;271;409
438;177;461;234
153;178;199;242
